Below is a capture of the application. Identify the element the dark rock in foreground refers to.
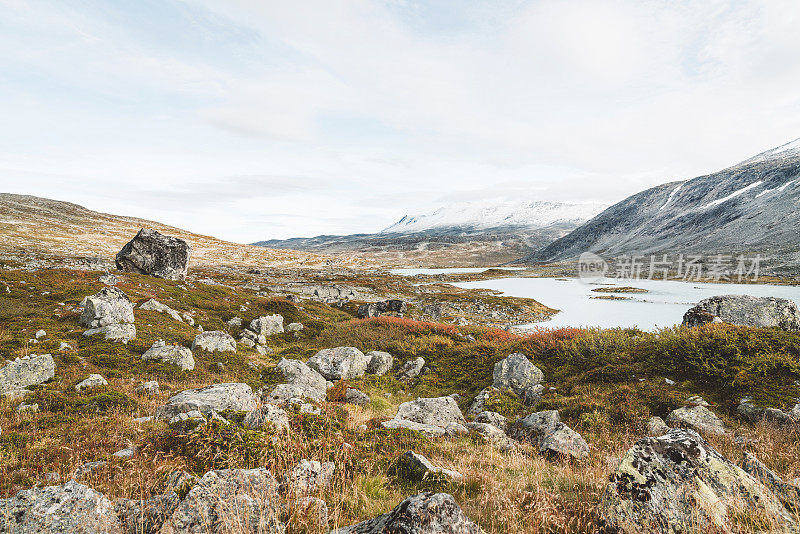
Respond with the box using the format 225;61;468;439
357;299;407;318
115;228;191;281
683;294;800;331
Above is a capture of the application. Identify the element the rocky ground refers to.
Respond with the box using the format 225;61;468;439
2;239;800;532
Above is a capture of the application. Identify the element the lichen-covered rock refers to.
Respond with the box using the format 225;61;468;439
75;374;108;392
465;422;517;451
156;383;257;421
474;411;507;430
365;350;393;376
0;480;122;533
396;357;425;380
275;358;327;399
160;468;283;533
344;387;370;406
666;405;726;435
392;451;463;482
293;496;328;531
393;396;466;429
741;452;800;511
115;228;191;281
646;416;670;436
243;403;289;432
286;459;335;494
466;387;497;417
308;347;368;380
600;429;794;533
191;331;236;353
114;492;179;534
265;383;323;404
286;322;304;332
139;299;184;323
135;380;160;396
682;294;800;331
507;410;588;459
0;353;55;394
492;353;544;400
331;492;481;534
241;315;284;345
357;299;407;318
83;323;137;344
80;287;135;328
141;340;195;371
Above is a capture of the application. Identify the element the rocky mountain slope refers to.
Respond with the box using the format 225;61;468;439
256;200;605;267
0;194;359;270
527;139;800;273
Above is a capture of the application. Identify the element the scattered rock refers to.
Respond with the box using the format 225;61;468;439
35;329;46;339
141;340;195;371
83;323;137;344
0;480;122;533
396;357;425;380
741;452;800;511
683;294;800;331
161;468;283;533
75;374;108;392
365;350;393;375
292;496;328;531
156;383;258;421
115;228;191;281
192;331;236;353
392;451;463;481
241;315;284;345
226;317;242;327
115;492;179;534
98;272;119;285
493;352;544;403
286;459;335;494
646;416;670;436
344;387;370;406
79;287;135;328
308;347;369;380
113;447;136;459
286;322;304;332
466;387;497;417
139;299;184;323
74;461;108;480
665;405;726;435
331;492;481;534
274;358;327;401
59;342;73;352
16;402;38;414
243;403;289;432
135;381;160;396
0;353;55;394
599;429;794;533
474;411;507;430
507;410;589;459
392;396;466;429
357;299;407;318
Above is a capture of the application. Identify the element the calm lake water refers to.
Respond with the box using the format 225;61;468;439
452;277;800;331
390;267;525;276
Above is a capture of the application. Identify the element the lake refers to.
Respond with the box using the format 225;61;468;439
452;277;800;331
390;267;525;276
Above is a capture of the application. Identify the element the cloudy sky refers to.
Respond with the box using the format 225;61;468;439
1;0;799;242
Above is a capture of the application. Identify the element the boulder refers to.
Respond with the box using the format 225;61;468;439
600;429;795;533
492;353;544;401
164;470;200;496
473;411;507;430
357;299;407;318
114;492;179;534
83;324;137;344
155;383;257;421
75;374;108;392
0;353;55;394
396;357;425;380
241;315;284;345
466;387;497;417
115;228;191;281
665;405;726;435
286;322;304;332
135;380;160;396
275;358;327;399
646;416;670;436
139;299;184;323
741;452;800;511
160;468;283;533
308;347;368;380
265;383;324;405
392;451;463;482
682;294;800;331
243;403;289;432
0;480;122;533
344;388;370;406
331;492;481;534
141;340;195;371
393;396;466;429
79;287;135;328
192;331;236;353
507;410;588;459
365;350;393;376
286;459;335;494
465;422;517;451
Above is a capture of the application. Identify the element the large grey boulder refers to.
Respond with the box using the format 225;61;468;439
276;358;327;398
265;384;323;404
156;383;257;421
683;294;800;331
243;403;289;432
396;357;425;380
666;405;726;435
79;287;135;328
600;429;794;533
493;353;544;402
0;480;122;533
331;493;481;534
507;410;589;459
365;351;393;375
114;492;179;534
357;299;407;318
160;468;283;533
241;315;284;345
0;354;55;394
141;340;195;371
192;331;236;353
380;419;447;438
393;451;463;482
83;323;137;344
308;347;368;380
115;228;191;281
393;396;466;429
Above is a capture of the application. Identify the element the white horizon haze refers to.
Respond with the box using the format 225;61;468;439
1;0;799;242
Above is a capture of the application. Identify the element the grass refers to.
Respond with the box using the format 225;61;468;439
1;266;800;532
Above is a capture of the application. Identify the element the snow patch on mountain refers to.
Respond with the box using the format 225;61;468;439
381;200;607;234
700;181;762;209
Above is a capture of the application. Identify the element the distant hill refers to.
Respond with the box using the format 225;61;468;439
0;194;353;269
527;139;800;274
255;200;605;267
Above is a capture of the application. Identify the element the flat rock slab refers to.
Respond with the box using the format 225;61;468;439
308;347;368;380
192;331;236;353
0;354;55;394
156;383;257;421
142;341;195;371
393;396;466;428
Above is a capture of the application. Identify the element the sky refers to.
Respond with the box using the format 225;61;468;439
1;0;799;242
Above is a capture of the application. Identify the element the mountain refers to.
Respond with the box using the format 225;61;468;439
255;200;606;267
527;139;800;274
0;194;354;270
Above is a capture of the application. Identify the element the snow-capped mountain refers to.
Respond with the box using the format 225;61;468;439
382;200;606;234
